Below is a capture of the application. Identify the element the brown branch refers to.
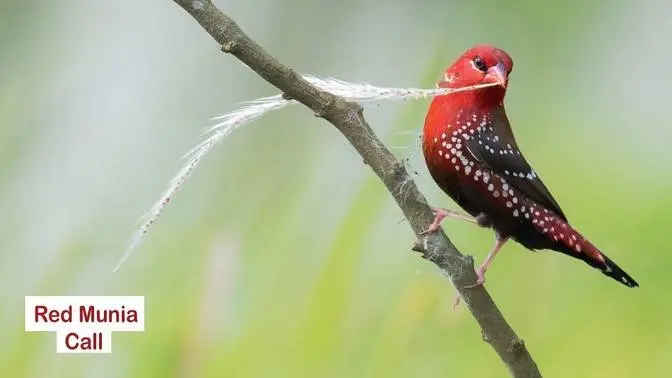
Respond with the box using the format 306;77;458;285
172;1;542;377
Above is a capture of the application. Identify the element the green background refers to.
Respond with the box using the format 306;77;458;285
1;0;670;377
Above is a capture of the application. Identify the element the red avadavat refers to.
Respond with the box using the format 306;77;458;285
422;45;638;288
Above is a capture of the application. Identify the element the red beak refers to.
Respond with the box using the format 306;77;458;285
485;62;508;88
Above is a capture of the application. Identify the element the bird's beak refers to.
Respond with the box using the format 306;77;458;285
484;62;508;88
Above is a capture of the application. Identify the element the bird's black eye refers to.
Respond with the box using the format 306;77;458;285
473;56;487;71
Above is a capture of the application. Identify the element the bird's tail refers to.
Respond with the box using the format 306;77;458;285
530;211;638;288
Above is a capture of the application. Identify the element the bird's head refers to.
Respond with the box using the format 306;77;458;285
439;45;513;101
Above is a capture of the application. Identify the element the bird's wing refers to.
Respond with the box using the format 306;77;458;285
465;120;567;221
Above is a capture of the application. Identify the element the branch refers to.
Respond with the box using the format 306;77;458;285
172;1;541;376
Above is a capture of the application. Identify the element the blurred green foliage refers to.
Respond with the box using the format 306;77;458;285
1;0;670;377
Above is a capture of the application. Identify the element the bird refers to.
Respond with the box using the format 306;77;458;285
421;44;638;288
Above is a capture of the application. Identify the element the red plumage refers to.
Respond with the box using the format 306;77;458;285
422;45;638;288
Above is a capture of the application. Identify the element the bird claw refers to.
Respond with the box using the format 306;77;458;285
420;207;449;235
419;221;441;235
464;268;486;288
453;294;462;310
453;267;486;309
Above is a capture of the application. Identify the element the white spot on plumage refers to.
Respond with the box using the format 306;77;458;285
441;133;446;139
493;190;500;198
527;173;534;180
502;183;509;191
447;143;452;149
575;244;581;252
506;201;512;208
451;157;456;163
438;150;443;156
433;137;438;143
476;170;482;176
464;165;472;175
513;209;519;217
488;183;494;191
512;197;518;204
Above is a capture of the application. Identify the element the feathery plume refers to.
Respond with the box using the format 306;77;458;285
113;76;497;272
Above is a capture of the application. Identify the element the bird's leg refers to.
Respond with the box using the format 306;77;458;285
419;207;478;235
465;236;509;288
454;236;510;308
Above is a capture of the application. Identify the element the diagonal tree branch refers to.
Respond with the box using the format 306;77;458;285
172;1;542;376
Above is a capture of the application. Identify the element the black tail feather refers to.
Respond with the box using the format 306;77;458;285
528;213;639;288
592;252;639;288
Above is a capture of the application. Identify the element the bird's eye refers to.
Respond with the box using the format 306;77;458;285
473;56;487;72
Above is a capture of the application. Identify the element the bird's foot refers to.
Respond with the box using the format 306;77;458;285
453;293;462;310
464;267;487;289
452;268;486;309
463;237;507;288
419;207;447;234
420;207;477;235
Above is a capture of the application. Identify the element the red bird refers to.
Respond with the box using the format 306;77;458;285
422;45;638;288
